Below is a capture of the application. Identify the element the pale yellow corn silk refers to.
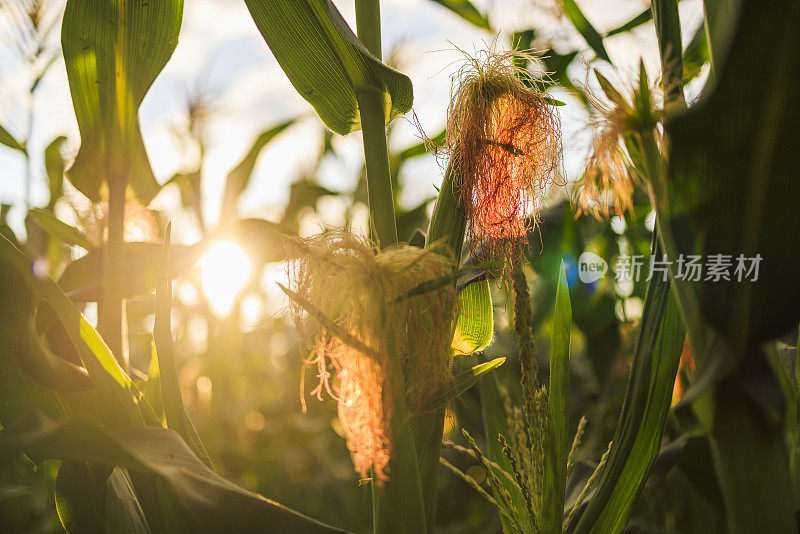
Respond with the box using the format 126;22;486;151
287;232;457;483
577;69;663;219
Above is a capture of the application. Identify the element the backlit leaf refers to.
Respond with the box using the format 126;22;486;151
61;0;183;203
244;0;413;135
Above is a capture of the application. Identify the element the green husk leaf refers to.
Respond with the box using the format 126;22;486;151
452;279;494;356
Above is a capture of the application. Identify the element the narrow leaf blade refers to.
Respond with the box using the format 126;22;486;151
541;261;572;533
561;0;611;62
30;209;94;250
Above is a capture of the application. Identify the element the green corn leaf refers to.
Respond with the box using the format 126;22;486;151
281;179;337;230
61;0;183;203
429;0;491;30
701;0;740;74
708;344;797;533
104;467;152;534
244;0;413;135
606;0;686;37
154;227;212;468
44;136;67;211
541;262;572;533
415;357;506;415
399;130;445;160
54;461;109;533
0;234;140;427
561;0;611;63
0;124;26;155
16;316;92;393
0;258;101;426
478;374;526;533
29;209;94;251
55;463;150;534
452;279;494;356
0;412;350;534
651;0;684;104
682;23;710;83
661;0;799;349
167;171;201;211
220;119;296;223
571;246;684;534
606;7;653;37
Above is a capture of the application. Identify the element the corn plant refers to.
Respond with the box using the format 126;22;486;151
0;0;799;532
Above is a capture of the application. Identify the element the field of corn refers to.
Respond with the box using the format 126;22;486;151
0;0;798;532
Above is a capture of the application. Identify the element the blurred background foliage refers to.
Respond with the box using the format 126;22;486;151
0;0;735;532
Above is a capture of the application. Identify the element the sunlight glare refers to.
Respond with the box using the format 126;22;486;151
199;241;251;316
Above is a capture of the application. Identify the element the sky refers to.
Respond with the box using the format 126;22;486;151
0;0;706;241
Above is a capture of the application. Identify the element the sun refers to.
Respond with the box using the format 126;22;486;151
199;240;252;316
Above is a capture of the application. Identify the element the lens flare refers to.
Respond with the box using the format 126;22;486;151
199;241;251;316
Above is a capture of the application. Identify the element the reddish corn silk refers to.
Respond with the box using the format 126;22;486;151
446;51;562;264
